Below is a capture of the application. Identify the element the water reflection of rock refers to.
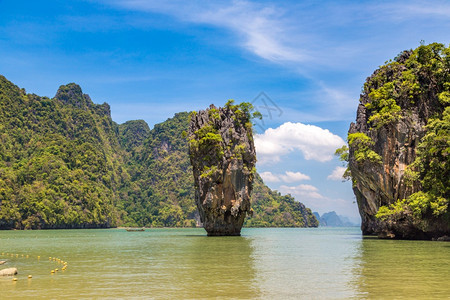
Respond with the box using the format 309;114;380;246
354;238;450;298
174;235;260;299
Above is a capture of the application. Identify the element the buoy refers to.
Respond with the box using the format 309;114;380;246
55;268;59;272
26;255;29;258
28;275;32;278
12;278;17;281
51;270;55;274
38;256;40;259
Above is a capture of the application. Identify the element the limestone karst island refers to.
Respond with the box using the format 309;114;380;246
188;102;258;236
1;0;450;298
345;43;449;241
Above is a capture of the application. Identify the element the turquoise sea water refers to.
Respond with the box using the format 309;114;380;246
1;227;449;299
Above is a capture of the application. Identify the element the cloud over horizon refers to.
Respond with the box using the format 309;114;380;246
255;122;345;165
260;170;310;183
279;184;323;200
279;183;357;219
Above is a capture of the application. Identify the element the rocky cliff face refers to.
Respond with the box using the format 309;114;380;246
348;44;449;239
349;91;424;235
188;103;256;236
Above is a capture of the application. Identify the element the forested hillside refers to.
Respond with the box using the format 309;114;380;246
0;76;124;228
0;75;317;229
118;112;198;227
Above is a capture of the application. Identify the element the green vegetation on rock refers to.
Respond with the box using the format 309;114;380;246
347;133;382;164
362;42;450;129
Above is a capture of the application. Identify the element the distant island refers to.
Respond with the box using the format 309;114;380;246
0;75;318;230
313;211;358;227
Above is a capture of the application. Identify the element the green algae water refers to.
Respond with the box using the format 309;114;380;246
1;228;449;299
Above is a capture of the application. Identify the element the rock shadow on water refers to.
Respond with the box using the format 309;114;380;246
171;234;261;299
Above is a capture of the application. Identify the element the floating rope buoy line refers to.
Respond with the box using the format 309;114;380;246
0;252;69;281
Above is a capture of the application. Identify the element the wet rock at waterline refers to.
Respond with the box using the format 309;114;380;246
188;102;257;236
0;268;18;276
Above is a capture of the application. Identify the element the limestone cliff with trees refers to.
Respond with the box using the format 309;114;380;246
338;43;449;240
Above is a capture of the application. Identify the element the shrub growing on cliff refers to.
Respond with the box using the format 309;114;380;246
366;81;402;128
376;192;448;223
334;145;352;181
225;100;262;124
347;133;382;164
189;125;224;162
333;134;381;183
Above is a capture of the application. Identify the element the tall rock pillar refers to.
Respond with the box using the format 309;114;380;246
188;102;256;236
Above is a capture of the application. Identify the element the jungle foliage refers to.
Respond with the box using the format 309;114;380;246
0;76;123;229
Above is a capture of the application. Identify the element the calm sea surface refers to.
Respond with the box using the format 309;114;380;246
1;227;449;299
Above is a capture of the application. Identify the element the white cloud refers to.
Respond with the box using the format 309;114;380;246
110;0;307;64
102;0;450;76
260;171;280;183
279;184;323;199
377;2;450;21
280;171;310;182
260;171;310;183
327;166;347;181
255;122;345;165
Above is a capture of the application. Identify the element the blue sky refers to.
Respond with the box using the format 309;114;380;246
1;0;450;222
